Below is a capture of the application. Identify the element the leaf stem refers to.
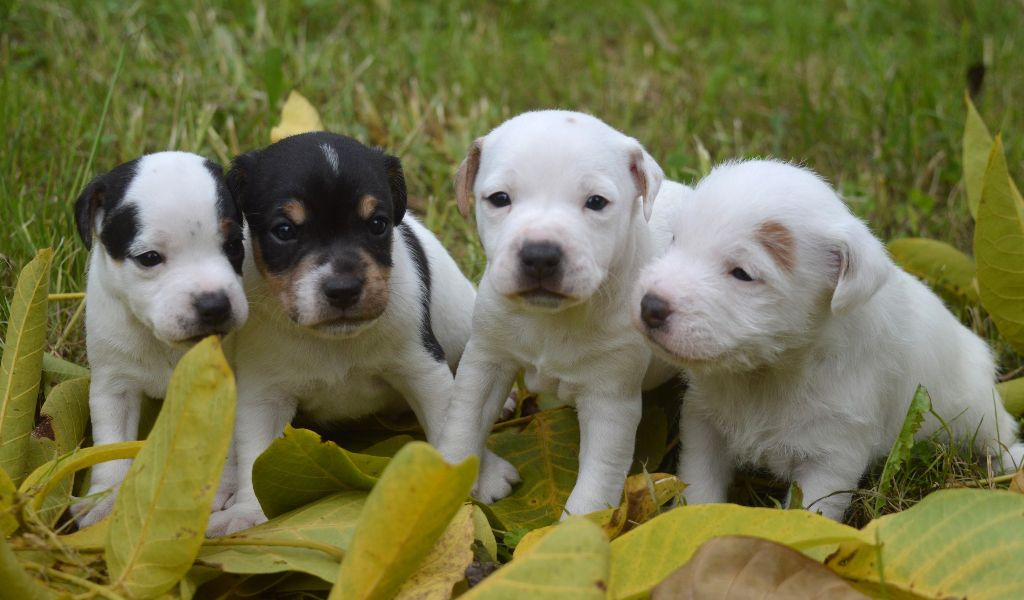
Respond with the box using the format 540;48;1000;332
47;293;85;301
21;561;127;600
202;536;346;561
957;472;1016;488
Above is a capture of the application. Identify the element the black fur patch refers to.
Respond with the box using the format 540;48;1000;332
205;159;245;274
74;158;140;250
99;204;139;260
399;223;446;363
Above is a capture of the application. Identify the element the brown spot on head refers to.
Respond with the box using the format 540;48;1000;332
358;195;379;220
251;240;311;320
281;200;306;225
757;221;796;271
455;138;483;218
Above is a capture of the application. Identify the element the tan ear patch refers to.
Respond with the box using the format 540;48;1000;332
359;195;379;220
630;150;648;202
455;139;483;217
757;221;796;271
282;200;307;225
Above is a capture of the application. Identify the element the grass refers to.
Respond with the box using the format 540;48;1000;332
1;0;1023;523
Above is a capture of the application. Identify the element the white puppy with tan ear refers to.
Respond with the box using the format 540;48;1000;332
636;159;1024;521
437;110;690;517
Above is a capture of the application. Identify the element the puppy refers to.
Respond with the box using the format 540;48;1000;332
436;111;689;517
72;151;248;527
206;132;477;535
636;159;1024;521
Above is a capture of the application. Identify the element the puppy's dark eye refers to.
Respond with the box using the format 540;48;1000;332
271;222;296;242
223;238;243;259
135;251;164;268
486;191;511;208
730;267;754;282
584;195;609;211
368;216;389;236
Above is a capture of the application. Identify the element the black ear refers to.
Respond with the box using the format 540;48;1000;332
226;151;259;216
74;173;107;248
383;153;408;225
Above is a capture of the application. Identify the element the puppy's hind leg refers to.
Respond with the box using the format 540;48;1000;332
793;451;870;522
436;338;520;503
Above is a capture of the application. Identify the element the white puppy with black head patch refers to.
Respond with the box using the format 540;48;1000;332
206;132;477;535
636;159;1024;521
437;111;690;517
72;151;249;527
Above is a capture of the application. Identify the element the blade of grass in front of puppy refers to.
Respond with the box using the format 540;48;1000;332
0;249;53;486
104;337;236;599
873;386;931;515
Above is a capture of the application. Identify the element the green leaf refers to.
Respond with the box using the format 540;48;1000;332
253;425;387;519
997;376;1024;417
964;93;994;219
460;517;609;600
874;385;931;513
828;489;1024;599
329;441;477;600
106;337;236;599
0;536;54;600
887;238;978;304
485;407;580;531
198;491;365;583
652;536;868;600
0;467;16;535
29;377;90;526
0;249;53;485
974;136;1024;355
41;352;89;380
608;504;873;600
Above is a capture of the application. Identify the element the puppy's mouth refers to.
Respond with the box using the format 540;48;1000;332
516;288;571;309
305;315;379;337
171;330;231;347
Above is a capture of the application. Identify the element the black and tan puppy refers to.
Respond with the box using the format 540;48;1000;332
207;132;476;535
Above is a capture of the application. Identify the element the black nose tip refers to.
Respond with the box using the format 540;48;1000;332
194;291;232;327
520;242;563;279
323;275;363;308
640;293;672;329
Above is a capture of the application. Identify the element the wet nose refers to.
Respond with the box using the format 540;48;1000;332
194;291;233;327
519;242;563;280
640;293;672;329
323;275;363;309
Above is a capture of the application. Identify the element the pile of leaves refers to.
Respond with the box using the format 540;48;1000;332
1;95;1023;599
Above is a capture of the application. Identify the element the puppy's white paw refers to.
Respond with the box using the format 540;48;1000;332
206;502;267;537
472;450;520;503
498;392;518;421
71;486;117;528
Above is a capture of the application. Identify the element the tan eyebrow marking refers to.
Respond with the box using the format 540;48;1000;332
359;195;379;220
757;221;796;271
282;200;306;225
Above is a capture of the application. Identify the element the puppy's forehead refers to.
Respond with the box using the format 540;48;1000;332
127;152;224;237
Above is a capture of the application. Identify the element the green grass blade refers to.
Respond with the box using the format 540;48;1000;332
105;337;236;599
0;249;53;486
873;385;931;514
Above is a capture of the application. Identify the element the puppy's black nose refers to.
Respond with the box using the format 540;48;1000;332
520;242;563;280
323;275;363;309
640;293;672;329
194;291;233;327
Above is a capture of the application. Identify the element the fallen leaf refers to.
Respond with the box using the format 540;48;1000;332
270;90;324;143
394;504;475;600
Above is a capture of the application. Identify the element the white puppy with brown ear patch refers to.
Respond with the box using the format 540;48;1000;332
636;159;1024;521
437;110;689;517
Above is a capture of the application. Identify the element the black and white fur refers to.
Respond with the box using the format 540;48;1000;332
72;151;248;527
206;132;476;535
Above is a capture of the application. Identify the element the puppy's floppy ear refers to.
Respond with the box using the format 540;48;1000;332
225;151;259;214
382;153;407;225
628;142;664;221
830;219;892;315
455;138;483;218
74;173;108;248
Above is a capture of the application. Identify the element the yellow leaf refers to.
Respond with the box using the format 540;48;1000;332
329;442;477;600
515;472;684;557
471;505;498;561
0;249;53;485
652;536;868;599
887;238;978;304
0;536;53;600
270;90;324;143
609;504;873;600
394;504;475;600
997;376;1024;418
974;136;1024;355
0;467;16;535
828;489;1024;599
963;93;994;219
106;337;236;599
461;517;609;600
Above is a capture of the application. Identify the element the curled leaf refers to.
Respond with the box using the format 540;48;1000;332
270;91;324;143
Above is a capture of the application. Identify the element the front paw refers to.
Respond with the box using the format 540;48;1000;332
206;502;268;537
472;450;520;503
71;486;117;528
